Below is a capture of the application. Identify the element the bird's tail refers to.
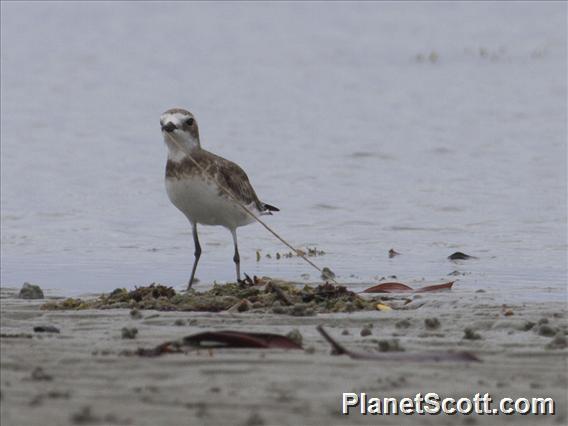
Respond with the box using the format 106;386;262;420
260;203;279;215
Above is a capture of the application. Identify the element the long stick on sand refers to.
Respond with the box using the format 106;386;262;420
165;132;337;284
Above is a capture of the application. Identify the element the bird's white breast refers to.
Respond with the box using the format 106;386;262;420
165;175;255;229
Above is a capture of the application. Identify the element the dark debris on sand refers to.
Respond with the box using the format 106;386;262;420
41;279;384;315
19;282;44;300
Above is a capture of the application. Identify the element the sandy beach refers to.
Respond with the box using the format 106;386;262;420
1;4;566;425
1;284;566;426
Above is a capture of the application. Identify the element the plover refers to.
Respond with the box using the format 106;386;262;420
161;108;279;289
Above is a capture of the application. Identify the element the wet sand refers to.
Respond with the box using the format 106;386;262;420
1;286;566;426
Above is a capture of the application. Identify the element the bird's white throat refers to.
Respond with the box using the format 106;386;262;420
164;133;200;162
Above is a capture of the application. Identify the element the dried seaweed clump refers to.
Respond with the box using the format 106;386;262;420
41;279;380;315
41;284;177;311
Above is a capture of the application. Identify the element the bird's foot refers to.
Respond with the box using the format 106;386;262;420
237;273;254;287
186;277;200;291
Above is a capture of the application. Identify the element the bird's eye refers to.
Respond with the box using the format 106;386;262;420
186;118;194;126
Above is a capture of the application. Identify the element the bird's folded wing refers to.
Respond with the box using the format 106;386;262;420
207;152;264;211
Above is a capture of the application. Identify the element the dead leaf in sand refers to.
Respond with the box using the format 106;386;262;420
365;282;414;293
134;330;303;357
415;282;455;293
184;331;303;350
317;325;480;363
363;281;454;294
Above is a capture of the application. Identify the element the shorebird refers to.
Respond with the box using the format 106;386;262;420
161;108;279;289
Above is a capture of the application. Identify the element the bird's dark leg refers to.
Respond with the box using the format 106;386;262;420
231;229;240;282
188;223;201;290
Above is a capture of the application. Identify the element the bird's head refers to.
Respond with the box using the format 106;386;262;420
160;108;200;154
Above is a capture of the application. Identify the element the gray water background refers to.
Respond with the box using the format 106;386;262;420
1;2;566;300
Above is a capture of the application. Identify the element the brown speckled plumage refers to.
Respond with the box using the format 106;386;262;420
166;149;264;211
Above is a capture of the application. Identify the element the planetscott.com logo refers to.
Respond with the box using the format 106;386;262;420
342;392;555;415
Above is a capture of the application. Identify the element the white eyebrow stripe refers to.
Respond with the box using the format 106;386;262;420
161;113;191;125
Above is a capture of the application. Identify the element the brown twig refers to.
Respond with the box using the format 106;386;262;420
316;325;480;362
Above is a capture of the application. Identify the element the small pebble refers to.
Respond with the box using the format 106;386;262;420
463;328;482;340
19;282;44;300
174;319;186;326
130;309;142;319
448;252;476;260
31;367;52;381
377;339;404;352
395;319;411;329
360;327;372;337
289;304;315;317
272;305;286;315
286;329;303;347
33;325;60;333
538;325;556;337
121;327;138;339
545;334;567;350
341;329;350;335
522;321;536;331
388;249;400;258
424;318;440;330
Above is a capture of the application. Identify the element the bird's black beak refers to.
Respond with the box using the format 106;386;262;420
161;122;176;132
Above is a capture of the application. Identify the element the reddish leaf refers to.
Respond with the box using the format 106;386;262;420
415;281;455;293
362;282;414;293
363;281;454;294
183;331;302;350
134;330;303;357
317;325;480;363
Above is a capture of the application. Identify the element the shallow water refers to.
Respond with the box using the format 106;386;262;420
1;2;566;300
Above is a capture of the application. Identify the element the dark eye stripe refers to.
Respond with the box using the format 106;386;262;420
186;118;194;125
